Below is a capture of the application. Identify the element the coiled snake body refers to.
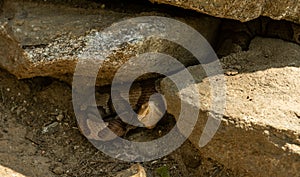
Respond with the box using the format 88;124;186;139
76;78;165;141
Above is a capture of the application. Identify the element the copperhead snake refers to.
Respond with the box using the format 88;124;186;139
76;78;166;141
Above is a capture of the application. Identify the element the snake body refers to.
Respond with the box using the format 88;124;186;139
76;78;164;141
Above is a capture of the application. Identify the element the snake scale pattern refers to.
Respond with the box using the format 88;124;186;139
76;78;165;141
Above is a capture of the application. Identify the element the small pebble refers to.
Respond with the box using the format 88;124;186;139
56;114;64;121
225;68;239;76
52;166;64;175
15;19;24;26
42;122;59;134
263;130;270;136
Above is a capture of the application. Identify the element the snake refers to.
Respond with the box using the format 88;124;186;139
75;78;166;141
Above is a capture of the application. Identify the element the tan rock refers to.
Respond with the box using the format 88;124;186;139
0;0;220;86
160;37;300;176
115;164;147;177
150;0;300;24
0;165;27;177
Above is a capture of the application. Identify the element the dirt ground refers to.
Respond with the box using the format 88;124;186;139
0;68;235;177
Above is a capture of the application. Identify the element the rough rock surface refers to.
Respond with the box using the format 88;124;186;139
0;165;26;177
150;0;300;24
0;0;220;86
160;37;300;176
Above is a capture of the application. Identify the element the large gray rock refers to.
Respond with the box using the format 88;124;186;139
150;0;300;24
160;37;300;176
0;0;220;86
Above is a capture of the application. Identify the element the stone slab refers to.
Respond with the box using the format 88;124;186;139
160;37;300;176
0;0;220;86
150;0;300;24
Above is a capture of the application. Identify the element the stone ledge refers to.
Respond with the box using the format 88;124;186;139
160;37;300;176
0;0;220;86
150;0;300;24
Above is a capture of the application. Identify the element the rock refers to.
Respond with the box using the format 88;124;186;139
0;165;26;177
41;122;59;134
150;0;300;24
52;166;64;175
160;37;300;176
115;164;147;177
56;114;64;122
0;0;220;87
